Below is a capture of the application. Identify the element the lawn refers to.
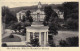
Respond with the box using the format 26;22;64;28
2;36;21;42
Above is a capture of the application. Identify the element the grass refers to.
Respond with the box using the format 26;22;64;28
2;36;21;42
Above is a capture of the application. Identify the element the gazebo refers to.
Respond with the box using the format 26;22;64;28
26;22;49;46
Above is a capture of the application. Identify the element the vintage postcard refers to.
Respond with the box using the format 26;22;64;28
0;0;79;51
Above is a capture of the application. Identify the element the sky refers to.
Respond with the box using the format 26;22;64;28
1;2;64;8
0;0;78;8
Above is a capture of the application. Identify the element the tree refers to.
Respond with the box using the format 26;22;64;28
60;2;79;30
11;22;22;32
66;18;78;30
2;6;9;17
26;10;31;17
57;2;78;20
17;22;22;32
31;38;39;47
26;10;33;23
62;2;78;20
59;40;69;47
22;16;26;22
48;11;59;35
11;24;17;32
9;34;14;38
2;6;17;28
43;6;53;25
29;16;33;23
48;35;56;47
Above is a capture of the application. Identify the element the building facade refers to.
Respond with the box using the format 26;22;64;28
31;2;45;21
16;2;45;22
16;2;64;22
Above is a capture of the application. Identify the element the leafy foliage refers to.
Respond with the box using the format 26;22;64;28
11;21;31;33
9;34;14;38
2;6;17;24
48;11;59;35
44;6;53;24
66;18;78;29
31;38;39;47
25;10;33;23
21;16;26;22
11;22;22;32
59;36;79;47
63;2;78;20
43;6;59;35
57;2;78;30
48;35;56;47
59;40;69;47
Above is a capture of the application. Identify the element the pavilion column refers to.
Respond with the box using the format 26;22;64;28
37;15;38;21
46;32;48;43
39;32;41;46
33;32;35;39
44;32;46;46
36;16;37;21
27;32;30;42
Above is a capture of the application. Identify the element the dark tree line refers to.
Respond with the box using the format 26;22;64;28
59;36;78;47
64;2;78;30
43;2;79;35
22;10;33;23
57;2;78;30
2;6;33;33
44;6;53;22
2;6;17;24
63;2;78;20
43;6;59;35
11;10;33;33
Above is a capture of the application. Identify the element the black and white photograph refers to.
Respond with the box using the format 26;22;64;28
1;1;79;47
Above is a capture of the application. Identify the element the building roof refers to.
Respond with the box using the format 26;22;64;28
26;26;49;32
32;22;43;25
26;22;49;32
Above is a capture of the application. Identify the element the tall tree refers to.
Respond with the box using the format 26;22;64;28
22;16;26;22
49;11;59;35
2;6;17;24
26;10;31;17
26;10;33;23
44;6;53;25
62;2;78;20
62;2;79;30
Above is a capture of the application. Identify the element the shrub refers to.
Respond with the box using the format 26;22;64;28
2;43;7;47
59;36;79;47
59;40;69;47
9;34;14;38
43;21;48;26
66;18;78;30
49;40;55;47
48;35;56;47
30;38;39;47
66;36;78;46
